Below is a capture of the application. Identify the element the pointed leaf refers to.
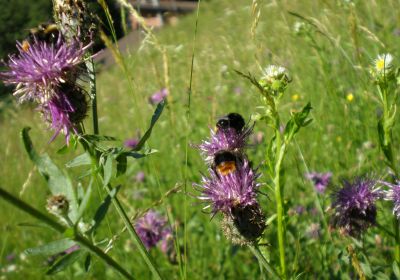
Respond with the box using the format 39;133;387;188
21;128;78;222
46;249;84;275
25;239;76;256
133;100;165;151
89;185;121;234
116;154;127;177
84;253;91;272
103;156;113;186
77;179;93;220
66;153;92;168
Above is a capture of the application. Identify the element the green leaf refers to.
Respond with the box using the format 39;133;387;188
46;249;84;275
77;179;93;221
82;134;118;142
377;119;393;163
132;100;165;151
21;128;79;222
124;148;158;159
89;185;120;234
84;253;91;272
25;239;76;256
116;154;127;177
359;262;372;278
284;102;312;142
393;261;400;279
103;155;113;186
66;152;92;168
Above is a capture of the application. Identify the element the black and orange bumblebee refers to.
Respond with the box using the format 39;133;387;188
212;150;243;176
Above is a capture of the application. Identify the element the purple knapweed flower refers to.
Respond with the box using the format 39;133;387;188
195;160;260;216
233;87;242;95
381;181;400;220
305;172;332;193
6;253;16;262
198;127;252;162
135;171;145;183
149;88;168;105
124;138;139;149
331;178;381;237
160;227;174;254
1;36;89;103
135;210;168;249
41;88;87;143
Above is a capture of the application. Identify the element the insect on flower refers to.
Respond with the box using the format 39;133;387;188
212;150;241;176
216;112;246;133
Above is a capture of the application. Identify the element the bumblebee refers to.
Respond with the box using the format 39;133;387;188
213;150;241;176
21;23;60;52
216;112;245;133
28;23;60;44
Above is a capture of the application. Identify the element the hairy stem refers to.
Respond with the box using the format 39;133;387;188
86;57;99;135
379;84;400;263
104;184;163;280
249;244;281;280
274;131;287;279
0;187;133;280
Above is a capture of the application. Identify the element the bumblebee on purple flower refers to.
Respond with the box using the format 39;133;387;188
194;112;266;245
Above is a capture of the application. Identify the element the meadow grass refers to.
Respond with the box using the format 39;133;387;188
1;0;400;279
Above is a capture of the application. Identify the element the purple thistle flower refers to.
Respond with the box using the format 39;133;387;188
305;172;332;193
124;138;139;149
160;227;174;254
135;171;145;183
6;253;16;262
195;160;260;216
149;88;168;105
135;210;168;250
1;36;89;103
233;86;242;95
331;178;381;237
381;181;400;220
198;127;252;162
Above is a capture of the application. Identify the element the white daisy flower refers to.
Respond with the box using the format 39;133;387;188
373;53;394;73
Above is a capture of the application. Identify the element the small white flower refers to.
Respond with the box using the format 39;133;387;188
293;21;306;34
373;53;394;73
262;65;290;82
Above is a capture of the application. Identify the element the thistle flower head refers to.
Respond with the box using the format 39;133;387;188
149;88;168;105
195;160;260;216
198;126;252;162
40;85;88;143
331;178;381;237
46;194;69;217
262;65;291;84
135;210;169;250
381;181;400;220
221;203;266;245
124;138;139;149
1;36;88;103
305;172;332;193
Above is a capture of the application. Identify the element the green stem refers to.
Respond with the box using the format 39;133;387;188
273;126;287;279
249;244;281;280
0;187;133;280
86;57;99;135
395;219;400;263
104;184;163;280
380;84;400;263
